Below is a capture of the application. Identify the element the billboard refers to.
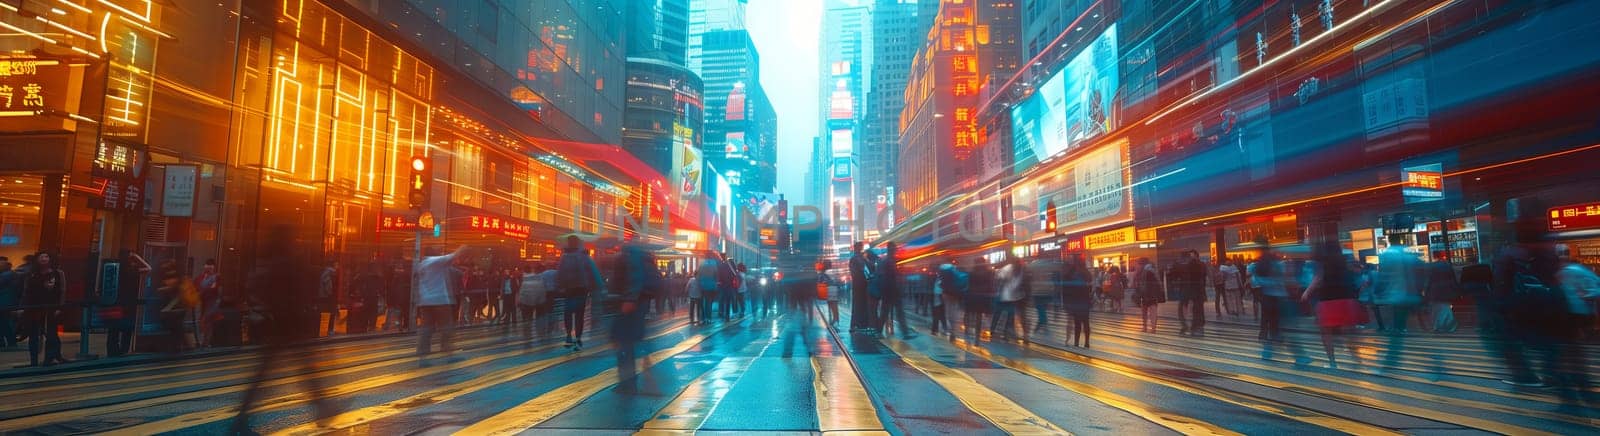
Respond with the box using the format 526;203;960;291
672;139;703;201
1011;24;1119;174
1012;140;1129;235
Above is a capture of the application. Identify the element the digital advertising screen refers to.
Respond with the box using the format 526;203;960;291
1011;24;1120;174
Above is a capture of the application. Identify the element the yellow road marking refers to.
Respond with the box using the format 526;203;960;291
0;319;685;433
0;334;490;399
269;322;694;435
812;356;886;434
638;357;760;431
945;338;1244;435
0;338;402;389
1081;333;1566;435
0;333;507;413
457;321;739;435
880;338;1068;435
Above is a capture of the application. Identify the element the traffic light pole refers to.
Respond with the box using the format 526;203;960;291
410;225;420;333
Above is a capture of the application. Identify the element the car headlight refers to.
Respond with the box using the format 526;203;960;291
759;278;768;286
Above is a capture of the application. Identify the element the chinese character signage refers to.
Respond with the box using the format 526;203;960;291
161;165;198;217
1085;227;1138;250
467;215;532;239
378;214;421;232
1550;202;1600;231
1401;163;1443;204
92;141;149;180
0;56;82;132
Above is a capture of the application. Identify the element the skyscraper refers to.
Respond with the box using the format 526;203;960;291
688;0;749;74
623;0;702;191
862;0;939;234
699;29;765;191
628;0;692;66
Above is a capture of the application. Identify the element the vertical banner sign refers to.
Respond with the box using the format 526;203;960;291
1401;163;1443;204
162;164;199;217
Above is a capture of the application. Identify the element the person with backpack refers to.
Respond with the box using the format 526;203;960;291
556;235;604;350
932;262;963;337
610;240;659;393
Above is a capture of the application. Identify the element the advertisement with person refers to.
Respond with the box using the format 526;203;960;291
1010;24;1121;173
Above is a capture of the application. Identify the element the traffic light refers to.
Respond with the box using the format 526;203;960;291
408;155;431;210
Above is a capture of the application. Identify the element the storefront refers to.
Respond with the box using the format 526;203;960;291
1082;226;1156;270
1549;201;1600;269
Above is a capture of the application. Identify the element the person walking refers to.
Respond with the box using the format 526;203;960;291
1250;239;1307;365
416;245;469;356
155;258;193;353
716;253;738;321
932;262;960;336
1551;244;1597;404
692;258;715;325
195;259;221;348
233;226;335;433
819;260;845;326
610;240;658;394
1061;254;1094;347
1171;250;1208;336
0;258;21;349
1422;253;1460;333
385;261;413;332
347;262;385;334
848;242;874;332
556;236;604;350
1102;265;1126;312
993;255;1026;341
20;252;68;366
1025;253;1063;333
1374;234;1425;373
1219;259;1245;316
318;260;341;336
516;264;550;341
1301;244;1366;369
1132;258;1164;332
876;242;916;339
965;258;997;337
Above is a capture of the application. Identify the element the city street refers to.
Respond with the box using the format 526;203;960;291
1;301;1594;435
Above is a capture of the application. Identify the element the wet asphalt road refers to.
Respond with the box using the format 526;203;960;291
0;299;1596;435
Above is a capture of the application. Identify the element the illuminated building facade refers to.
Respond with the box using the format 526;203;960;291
622;59;703;195
863;0;939;235
687;0;747;75
897;0;997;217
0;0;675;313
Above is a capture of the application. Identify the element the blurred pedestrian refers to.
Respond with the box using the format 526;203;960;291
1025;253;1063;333
416;245;469;356
1219;259;1245;316
1252;239;1307;365
347;262;385;334
848;242;874;332
1102;265;1126;312
318;260;341;336
233;226;334;433
1551;244;1597;404
0;257;20;349
1061;254;1094;347
1172;250;1209;336
1132;258;1163;333
1375;234;1430;375
692;258;714;325
1422;253;1460;333
965;258;997;338
516;264;548;342
877;242;915;339
196;259;221;347
1301;244;1366;369
556;235;603;350
932;262;960;336
21;252;68;365
385;261;412;332
993;254;1025;340
819;260;845;325
155;258;194;354
610;239;659;394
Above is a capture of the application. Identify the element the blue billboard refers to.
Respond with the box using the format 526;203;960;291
1012;24;1120;174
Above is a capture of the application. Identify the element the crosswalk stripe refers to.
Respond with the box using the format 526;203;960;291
111;318;690;434
457;318;743;436
945;337;1246;435
269;321;695;435
879;338;1069;435
811;356;887;434
1080;333;1566;434
0;318;681;433
0;333;507;414
638;356;761;431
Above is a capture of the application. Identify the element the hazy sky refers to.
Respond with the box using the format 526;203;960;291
748;1;822;203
